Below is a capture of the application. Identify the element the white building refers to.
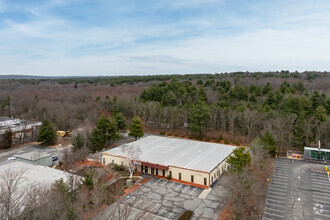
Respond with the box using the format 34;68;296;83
102;136;236;187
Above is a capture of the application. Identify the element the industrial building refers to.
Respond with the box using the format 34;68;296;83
304;147;330;162
102;136;236;187
15;152;53;166
0;116;41;145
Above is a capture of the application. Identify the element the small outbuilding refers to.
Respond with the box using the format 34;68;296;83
15;152;53;167
304;147;330;162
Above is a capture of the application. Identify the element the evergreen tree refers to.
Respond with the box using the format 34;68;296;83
115;112;126;131
198;86;207;102
89;128;105;152
226;147;251;173
71;133;85;151
37;119;56;146
1;129;12;149
189;100;210;138
129;116;144;140
260;131;277;156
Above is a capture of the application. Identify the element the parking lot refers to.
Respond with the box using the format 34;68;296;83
98;174;231;220
262;158;330;220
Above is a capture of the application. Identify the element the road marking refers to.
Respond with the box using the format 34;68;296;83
266;198;286;204
169;182;175;187
313;194;330;201
190;187;198;195
265;207;285;213
313;198;330;205
268;191;287;196
272;175;289;180
174;184;182;191
266;202;285;208
142;201;152;209
269;187;287;193
270;186;287;191
150;204;160;212
156;179;162;184
315;213;330;218
267;194;287;200
263;211;284;218
271;181;288;186
168;212;174;218
182;185;191;193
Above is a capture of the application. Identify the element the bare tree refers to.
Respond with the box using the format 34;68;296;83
121;144;142;179
0;169;42;220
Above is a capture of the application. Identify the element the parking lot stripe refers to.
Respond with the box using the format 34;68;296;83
182;185;191;193
272;175;288;180
156;179;162;184
266;198;286;204
174;184;182;191
271;182;288;186
312;182;330;188
266;202;285;208
265;207;284;213
315;213;330;218
268;191;287;196
313;194;330;201
313;198;330;205
268;194;287;200
190;187;198;195
168;212;174;218
263;211;284;218
169;182;175;187
150;204;160;212
270;186;287;191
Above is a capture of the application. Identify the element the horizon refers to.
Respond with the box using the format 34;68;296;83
1;0;330;76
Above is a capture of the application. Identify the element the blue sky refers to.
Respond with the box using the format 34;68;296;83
0;0;330;76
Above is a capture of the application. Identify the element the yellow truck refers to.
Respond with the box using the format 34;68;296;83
56;130;71;137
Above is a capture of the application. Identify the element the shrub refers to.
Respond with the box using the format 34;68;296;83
174;134;179;137
224;140;230;144
166;174;172;180
167;133;172;136
189;136;194;139
181;135;185;138
234;141;240;146
205;138;210;142
215;139;220;143
218;134;223;140
113;164;125;171
178;210;193;220
196;136;203;140
160;132;165;135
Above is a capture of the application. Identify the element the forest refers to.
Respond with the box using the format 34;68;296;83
0;71;329;152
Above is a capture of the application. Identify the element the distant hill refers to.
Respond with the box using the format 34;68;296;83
0;75;92;80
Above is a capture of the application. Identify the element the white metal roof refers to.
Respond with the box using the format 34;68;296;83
0;161;81;189
103;135;236;172
304;147;330;153
16;152;52;161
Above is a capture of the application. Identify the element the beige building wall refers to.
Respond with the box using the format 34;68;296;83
101;152;232;187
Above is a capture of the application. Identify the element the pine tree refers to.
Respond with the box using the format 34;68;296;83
115;113;126;131
189;100;210;138
37;119;56;146
1;129;12;149
129;116;144;140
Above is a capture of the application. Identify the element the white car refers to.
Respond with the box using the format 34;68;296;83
7;155;17;160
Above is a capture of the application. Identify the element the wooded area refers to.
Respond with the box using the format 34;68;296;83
1;71;329;152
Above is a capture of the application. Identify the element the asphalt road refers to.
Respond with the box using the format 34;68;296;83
0;144;62;163
263;158;330;220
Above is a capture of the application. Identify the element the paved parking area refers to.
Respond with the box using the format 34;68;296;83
98;174;231;220
262;158;330;220
263;158;291;219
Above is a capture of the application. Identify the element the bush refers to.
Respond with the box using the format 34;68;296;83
224;140;230;144
189;136;194;139
234;141;240;146
167;133;172;136
204;138;210;142
174;134;179;137
218;134;223;140
215;139;220;143
196;136;203;140
178;210;193;220
113;164;125;171
181;135;185;138
160;132;165;135
166;174;172;180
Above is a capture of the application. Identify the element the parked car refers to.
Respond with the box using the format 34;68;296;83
8;155;17;160
52;155;58;161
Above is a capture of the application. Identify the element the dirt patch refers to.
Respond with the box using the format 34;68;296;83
140;177;151;184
